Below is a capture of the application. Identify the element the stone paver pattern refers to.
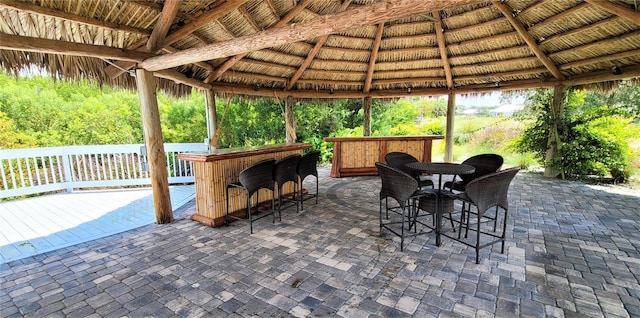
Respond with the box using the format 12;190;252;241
1;167;639;317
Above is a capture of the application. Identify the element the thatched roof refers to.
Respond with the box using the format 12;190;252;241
1;0;639;99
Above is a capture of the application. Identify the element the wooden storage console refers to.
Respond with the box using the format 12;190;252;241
177;143;311;227
323;136;443;177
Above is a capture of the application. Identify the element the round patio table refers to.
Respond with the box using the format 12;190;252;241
405;162;475;246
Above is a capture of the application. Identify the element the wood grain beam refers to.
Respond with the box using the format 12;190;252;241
0;33;154;62
104;0;247;78
433;10;453;89
584;0;640;26
161;47;213;72
153;69;212;90
492;0;565;80
363;23;385;93
0;0;150;36
284;0;352;91
205;0;314;83
140;0;484;71
146;0;182;52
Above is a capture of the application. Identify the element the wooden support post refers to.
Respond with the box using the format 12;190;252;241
285;96;296;144
363;97;372;136
135;68;173;224
444;92;456;163
204;89;218;149
544;85;566;178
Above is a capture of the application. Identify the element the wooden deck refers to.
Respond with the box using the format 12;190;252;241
0;185;194;264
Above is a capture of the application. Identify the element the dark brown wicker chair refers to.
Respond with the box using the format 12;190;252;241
375;162;435;251
444;153;504;230
444;154;504;192
296;150;320;211
449;167;520;263
226;158;277;234
384;152;434;189
273;154;301;216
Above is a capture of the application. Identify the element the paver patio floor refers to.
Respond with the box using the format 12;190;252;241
1;167;639;317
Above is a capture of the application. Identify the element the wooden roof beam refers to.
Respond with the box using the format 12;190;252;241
205;0;315;83
364;23;385;93
146;0;182;52
584;0;640;27
104;0;248;78
0;33;154;62
0;0;150;36
433;10;453;89
559;48;640;70
492;0;565;80
284;0;352;91
139;0;484;71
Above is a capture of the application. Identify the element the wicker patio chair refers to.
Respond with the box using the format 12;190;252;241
384;152;434;189
226;158;277;234
444;154;504;230
375;162;435;251
296;150;320;211
449;167;520;263
273;154;301;216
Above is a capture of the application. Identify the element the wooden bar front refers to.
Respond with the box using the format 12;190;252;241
323;136;443;177
177;143;311;227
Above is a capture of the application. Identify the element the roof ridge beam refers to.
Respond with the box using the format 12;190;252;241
205;0;315;83
139;0;485;72
492;0;565;80
584;0;640;26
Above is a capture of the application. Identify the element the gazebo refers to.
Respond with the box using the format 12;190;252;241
1;0;639;223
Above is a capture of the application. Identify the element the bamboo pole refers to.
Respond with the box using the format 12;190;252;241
135;68;173;224
363;97;372;136
285;96;296;144
204;89;218;149
544;85;566;178
444;92;455;163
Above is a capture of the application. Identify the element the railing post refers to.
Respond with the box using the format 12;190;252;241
61;151;74;193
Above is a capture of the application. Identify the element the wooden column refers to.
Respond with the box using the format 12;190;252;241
363;97;372;136
135;68;173;224
544;85;566;178
285;96;296;144
444;92;456;163
204;89;218;148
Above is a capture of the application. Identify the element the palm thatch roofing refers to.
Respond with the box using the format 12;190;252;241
1;0;639;99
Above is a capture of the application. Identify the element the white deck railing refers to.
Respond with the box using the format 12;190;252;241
0;143;208;199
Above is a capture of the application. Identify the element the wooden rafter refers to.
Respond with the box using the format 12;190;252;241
161;47;213;72
205;0;315;84
539;16;620;45
0;0;150;35
104;0;248;78
0;33;154;62
139;0;483;71
584;0;640;26
492;0;565;80
559;48;640;70
363;23;385;93
284;0;352;91
146;0;182;52
433;10;453;89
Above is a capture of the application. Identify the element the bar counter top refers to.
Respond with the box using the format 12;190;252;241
177;143;311;162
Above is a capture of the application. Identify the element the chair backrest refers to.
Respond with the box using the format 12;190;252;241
274;154;301;186
460;154;504;183
297;150;320;180
375;162;419;209
384;152;420;179
464;167;519;216
239;158;276;195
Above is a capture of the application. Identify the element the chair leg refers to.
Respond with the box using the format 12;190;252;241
379;199;384;236
299;177;304;211
248;194;253;234
315;176;318;204
400;205;405;251
501;208;508;254
225;188;230;226
475;213;481;264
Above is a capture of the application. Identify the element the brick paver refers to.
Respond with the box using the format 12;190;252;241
1;168;639;317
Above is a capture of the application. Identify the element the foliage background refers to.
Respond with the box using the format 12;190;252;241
1;72;638;184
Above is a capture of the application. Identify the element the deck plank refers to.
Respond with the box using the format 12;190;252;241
0;185;194;263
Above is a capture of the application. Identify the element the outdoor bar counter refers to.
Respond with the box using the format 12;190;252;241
324;135;444;177
177;143;311;227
